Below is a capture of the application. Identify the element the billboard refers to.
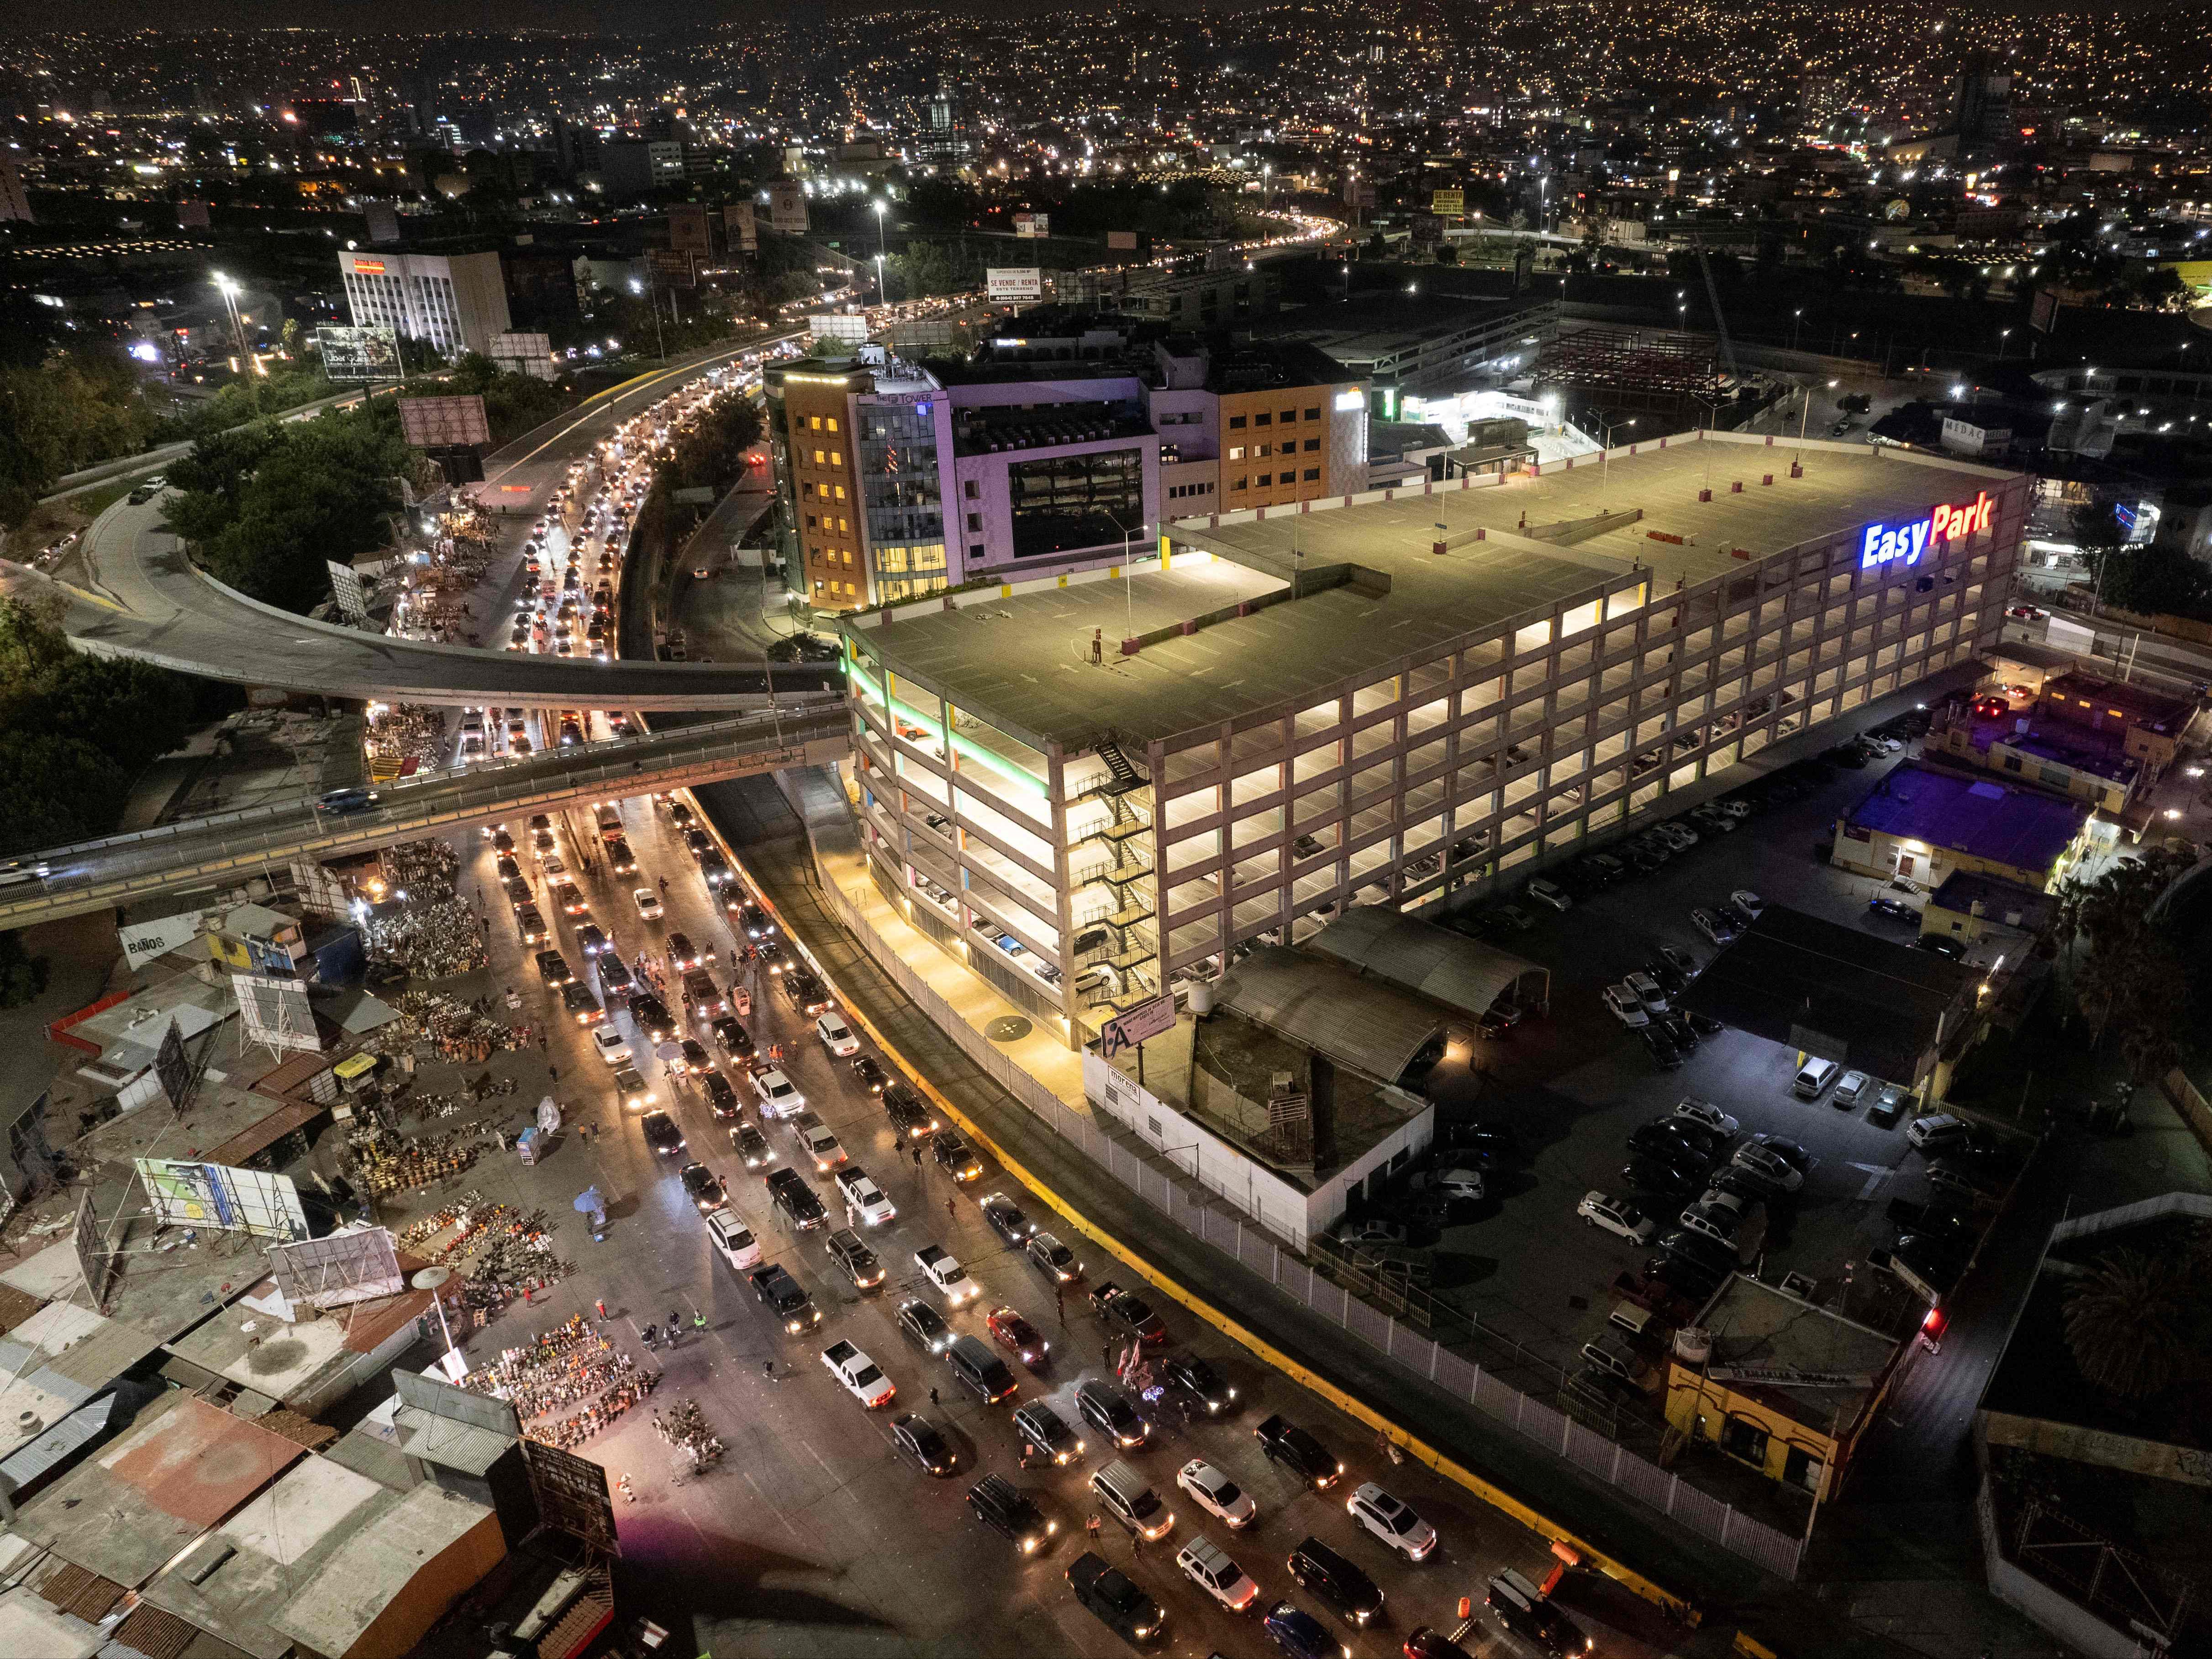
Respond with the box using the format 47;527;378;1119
234;971;319;1056
135;1159;311;1241
362;200;400;245
666;202;712;257
647;248;696;289
987;268;1043;303
177;200;211;231
731;199;758;255
397;394;491;448
315;325;401;383
74;1188;113;1311
766;179;807;235
488;330;555;382
1013;212;1049;239
1431;189;1466;217
268;1226;404;1309
1106;230;1138;252
807;314;869;343
1098;993;1176;1058
154;1017;193;1113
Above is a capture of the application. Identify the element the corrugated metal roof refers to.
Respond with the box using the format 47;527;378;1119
1216;947;1444;1084
1310;907;1549;1019
0;1395;117;1486
390;1405;513;1476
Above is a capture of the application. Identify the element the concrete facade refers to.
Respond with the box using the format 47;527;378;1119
338;249;512;358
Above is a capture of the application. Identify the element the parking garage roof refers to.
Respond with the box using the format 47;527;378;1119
1681;903;1974;1085
848;438;2014;754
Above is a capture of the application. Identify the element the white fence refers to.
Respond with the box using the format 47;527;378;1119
816;867;1807;1580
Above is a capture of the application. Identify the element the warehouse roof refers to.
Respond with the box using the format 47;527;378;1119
1309;907;1548;1021
1843;762;2087;877
849;438;2015;753
1216;946;1446;1086
1681;904;1973;1084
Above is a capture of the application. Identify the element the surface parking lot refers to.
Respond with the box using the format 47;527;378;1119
1347;694;2034;1456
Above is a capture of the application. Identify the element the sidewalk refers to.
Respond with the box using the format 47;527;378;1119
698;770;2001;1659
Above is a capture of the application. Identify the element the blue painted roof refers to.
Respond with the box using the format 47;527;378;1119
1844;764;2086;877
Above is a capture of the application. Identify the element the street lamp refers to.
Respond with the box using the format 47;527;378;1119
1792;308;1804;351
1597;414;1637;487
1103;507;1149;647
211;272;260;410
1998;327;2012;360
872;200;888;303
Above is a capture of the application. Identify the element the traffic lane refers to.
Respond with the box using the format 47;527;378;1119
533;796;1616;1654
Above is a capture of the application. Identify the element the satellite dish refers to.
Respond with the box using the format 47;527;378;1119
410;1267;452;1291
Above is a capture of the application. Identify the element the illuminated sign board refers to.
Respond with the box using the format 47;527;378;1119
1860;490;1994;571
350;258;386;273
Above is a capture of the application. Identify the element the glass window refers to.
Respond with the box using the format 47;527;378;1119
1254;412;1271;426
1305;406;1321;420
1004;446;1144;559
1303;468;1320;481
1228;415;1246;429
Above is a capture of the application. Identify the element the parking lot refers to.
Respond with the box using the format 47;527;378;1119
1332;693;2035;1507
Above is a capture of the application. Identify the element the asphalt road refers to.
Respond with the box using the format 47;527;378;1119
464;784;1686;1659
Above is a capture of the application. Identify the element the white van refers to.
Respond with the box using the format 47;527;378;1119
1791;1057;1839;1100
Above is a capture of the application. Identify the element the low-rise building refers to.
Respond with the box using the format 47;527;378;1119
1922;869;2055;957
1832;761;2097;892
1930;710;2139;814
2032;670;2195;779
337;248;511;358
1665;1275;1908;1502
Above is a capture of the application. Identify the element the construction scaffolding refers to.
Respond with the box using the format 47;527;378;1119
1534;328;1724;431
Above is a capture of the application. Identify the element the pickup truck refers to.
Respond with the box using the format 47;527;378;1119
1253;1413;1341;1489
749;1264;819;1334
1089;1281;1168;1345
765;1167;827;1232
821;1338;897;1407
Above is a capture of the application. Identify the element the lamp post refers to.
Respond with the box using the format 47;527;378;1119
1801;378;1838;441
1998;327;2012;361
872;200;889;304
1597;414;1637;488
1792;308;1804;351
1104;508;1148;648
212;272;259;412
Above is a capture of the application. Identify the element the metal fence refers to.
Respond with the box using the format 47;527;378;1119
819;873;1807;1580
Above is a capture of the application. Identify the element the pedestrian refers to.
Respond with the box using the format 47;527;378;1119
1055;1285;1064;1324
1104;1340;1113;1367
643;1323;658;1349
548;1064;559;1082
947;1197;957;1222
595;1297;608;1321
693;1310;707;1333
763;1359;774;1381
669;1307;682;1334
929;1386;939;1407
913;1145;924;1170
537;1029;549;1054
1086;1514;1101;1543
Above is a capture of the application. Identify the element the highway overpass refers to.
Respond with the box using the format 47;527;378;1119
23;335;832;709
0;706;848;929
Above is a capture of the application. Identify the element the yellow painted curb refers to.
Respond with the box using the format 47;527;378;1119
679;808;1702;1628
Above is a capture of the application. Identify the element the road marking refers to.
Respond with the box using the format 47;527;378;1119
1854;1168;1890;1200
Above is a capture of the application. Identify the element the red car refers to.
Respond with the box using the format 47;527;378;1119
1972;695;2008;719
985;1306;1050;1367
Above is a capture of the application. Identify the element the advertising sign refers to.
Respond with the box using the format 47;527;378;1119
766;179;808;235
807;314;869;343
731;199;758;255
1859;490;1994;572
74;1187;113;1310
234;971;319;1056
1431;189;1465;216
1013;212;1049;239
153;1017;193;1113
135;1159;311;1240
1097;994;1176;1059
327;559;370;623
987;268;1043;303
315;324;401;383
647;248;696;289
1106;230;1138;251
119;908;208;972
488;330;555;382
397;394;491;448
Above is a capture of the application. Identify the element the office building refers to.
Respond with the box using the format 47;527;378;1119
839;437;2027;1045
763;327;1363;613
919;78;972;164
338;248;511;358
598;139;684;195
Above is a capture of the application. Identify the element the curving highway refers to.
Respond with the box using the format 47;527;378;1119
20;336;834;709
0;706;849;929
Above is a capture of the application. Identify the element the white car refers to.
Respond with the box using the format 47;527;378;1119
1656;821;1699;849
1833;1069;1870;1108
1176;1537;1261;1613
706;1209;760;1272
913;1243;977;1303
591;1026;632;1066
1175;1458;1258;1529
751;1067;802;1118
1623;971;1670;1013
816;1012;861;1056
1426;1167;1485;1201
1577;1190;1658;1244
834;1167;896;1227
1729;887;1766;916
1671;1097;1739;1137
632;887;664;920
1346;1481;1438;1562
1525;877;1572;912
1730;1143;1805;1193
820;1339;896;1408
1602;985;1651;1029
1716;801;1753;821
792;1115;845;1171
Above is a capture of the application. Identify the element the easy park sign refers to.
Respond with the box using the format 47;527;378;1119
1859;490;1995;572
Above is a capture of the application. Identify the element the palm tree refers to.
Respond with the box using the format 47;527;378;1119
2062;1250;2203;1400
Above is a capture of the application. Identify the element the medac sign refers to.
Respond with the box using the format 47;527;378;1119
1860;490;1995;571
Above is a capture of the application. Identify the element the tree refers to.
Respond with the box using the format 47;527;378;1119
0;929;45;1009
2063;1249;2207;1400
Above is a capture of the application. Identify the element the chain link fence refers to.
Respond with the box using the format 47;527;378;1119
821;873;1806;1581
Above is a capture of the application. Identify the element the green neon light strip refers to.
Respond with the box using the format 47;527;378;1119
845;655;1049;804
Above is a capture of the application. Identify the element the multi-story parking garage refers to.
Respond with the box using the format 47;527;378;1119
838;430;2027;1047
